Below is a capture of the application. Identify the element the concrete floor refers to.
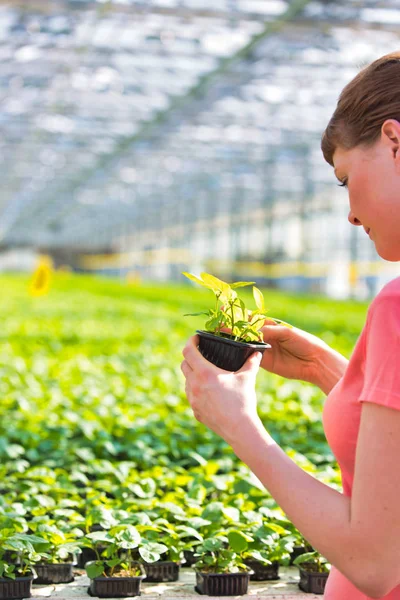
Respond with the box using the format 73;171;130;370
29;566;322;600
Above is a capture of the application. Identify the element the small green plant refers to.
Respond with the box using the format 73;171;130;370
242;522;295;567
83;525;165;579
193;531;251;574
138;521;203;564
183;272;289;342
0;531;46;579
29;521;83;564
293;550;331;573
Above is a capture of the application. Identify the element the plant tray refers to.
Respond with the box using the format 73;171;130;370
34;563;74;584
195;571;250;596
89;574;145;598
196;330;269;372
298;567;329;594
143;561;180;582
245;559;280;581
0;576;33;600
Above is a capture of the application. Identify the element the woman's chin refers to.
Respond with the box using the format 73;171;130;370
375;243;400;262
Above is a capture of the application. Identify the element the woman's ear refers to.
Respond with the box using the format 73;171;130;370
381;119;400;164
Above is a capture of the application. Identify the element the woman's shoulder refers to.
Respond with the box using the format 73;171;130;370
368;276;400;316
374;276;400;300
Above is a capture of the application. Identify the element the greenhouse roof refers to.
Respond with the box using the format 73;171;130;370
1;0;400;250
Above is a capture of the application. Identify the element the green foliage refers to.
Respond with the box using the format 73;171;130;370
183;272;273;342
293;550;331;573
84;525;145;578
0;274;368;578
0;530;47;579
193;532;250;574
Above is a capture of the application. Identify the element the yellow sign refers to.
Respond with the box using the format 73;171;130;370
29;255;53;297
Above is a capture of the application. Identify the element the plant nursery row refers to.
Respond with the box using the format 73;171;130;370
0;275;368;598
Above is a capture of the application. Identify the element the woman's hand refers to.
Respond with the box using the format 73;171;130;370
181;335;263;446
261;320;348;393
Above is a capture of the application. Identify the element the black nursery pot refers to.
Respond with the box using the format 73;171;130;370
143;561;179;582
78;547;99;567
0;576;34;600
34;563;74;584
195;571;250;596
244;559;279;581
89;572;146;598
298;567;329;595
196;330;270;372
183;550;197;567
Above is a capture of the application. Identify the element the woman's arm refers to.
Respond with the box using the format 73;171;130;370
181;337;400;598
231;403;400;598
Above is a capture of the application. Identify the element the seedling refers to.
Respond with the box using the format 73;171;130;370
193;531;251;574
293;550;330;573
0;531;46;579
83;525;165;579
183;272;269;343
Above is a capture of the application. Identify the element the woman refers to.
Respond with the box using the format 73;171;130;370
181;51;400;599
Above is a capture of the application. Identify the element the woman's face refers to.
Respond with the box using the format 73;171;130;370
333;122;400;261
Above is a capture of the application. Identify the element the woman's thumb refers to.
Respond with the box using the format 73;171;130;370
238;351;263;374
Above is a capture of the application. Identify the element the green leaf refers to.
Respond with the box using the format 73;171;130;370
268;317;293;328
230;281;255;289
253;287;265;312
139;542;167;563
201;273;230;294
86;561;105;579
293;551;319;566
86;532;112;544
228;531;248;554
201;538;223;552
182;272;212;289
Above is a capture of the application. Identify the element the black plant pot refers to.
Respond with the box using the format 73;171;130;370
196;330;269;372
195;571;250;596
78;547;99;567
298;567;329;594
34;563;74;584
0;576;33;600
89;572;145;598
244;559;279;581
143;561;179;582
183;550;197;567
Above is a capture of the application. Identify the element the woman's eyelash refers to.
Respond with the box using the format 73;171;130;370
337;180;348;188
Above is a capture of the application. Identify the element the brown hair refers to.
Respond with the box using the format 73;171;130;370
321;51;400;166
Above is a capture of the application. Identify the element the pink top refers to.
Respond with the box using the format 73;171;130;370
322;277;400;599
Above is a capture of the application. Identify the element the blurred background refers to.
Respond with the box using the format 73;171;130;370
1;0;400;298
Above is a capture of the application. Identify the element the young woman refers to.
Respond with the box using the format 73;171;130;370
181;51;400;599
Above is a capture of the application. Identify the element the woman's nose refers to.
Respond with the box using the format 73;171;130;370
348;211;362;226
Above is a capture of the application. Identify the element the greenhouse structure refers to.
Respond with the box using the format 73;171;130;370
1;0;400;297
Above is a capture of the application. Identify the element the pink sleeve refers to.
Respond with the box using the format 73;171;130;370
359;294;400;408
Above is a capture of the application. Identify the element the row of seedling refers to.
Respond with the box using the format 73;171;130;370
0;513;330;598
